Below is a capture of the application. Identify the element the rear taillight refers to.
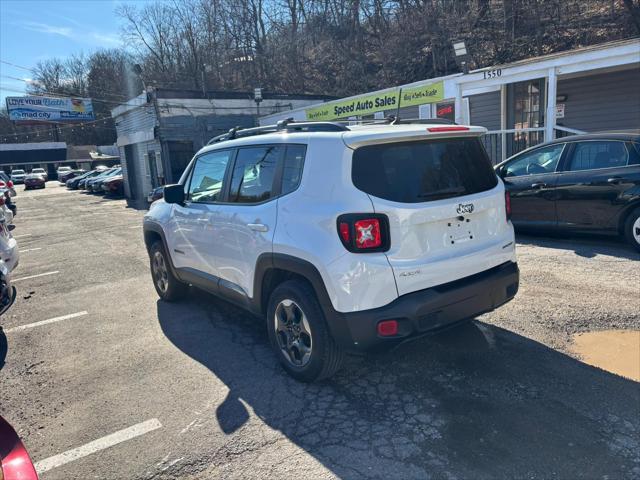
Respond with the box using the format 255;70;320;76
338;222;350;243
505;190;512;221
337;214;389;253
354;218;381;248
0;181;5;188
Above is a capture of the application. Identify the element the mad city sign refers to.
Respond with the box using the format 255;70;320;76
5;96;95;123
305;81;444;121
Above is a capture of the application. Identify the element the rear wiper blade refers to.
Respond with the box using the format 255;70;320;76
417;187;466;199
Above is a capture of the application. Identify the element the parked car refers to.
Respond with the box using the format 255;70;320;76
78;167;112;190
24;173;45;190
147;186;164;203
0;259;16;316
0;172;16;197
56;165;72;177
86;167;121;193
495;132;640;251
143;121;519;382
31;168;48;181
58;169;84;184
0;415;39;480
1;189;17;218
0;196;18;274
10;169;26;184
67;169;102;189
102;175;124;196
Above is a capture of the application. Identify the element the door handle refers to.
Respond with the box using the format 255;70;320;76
607;177;623;184
531;182;547;189
247;223;268;232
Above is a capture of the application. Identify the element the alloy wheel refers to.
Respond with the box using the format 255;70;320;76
152;250;169;293
633;217;640;245
274;299;313;367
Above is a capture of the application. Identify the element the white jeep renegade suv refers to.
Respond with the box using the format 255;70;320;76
143;120;519;382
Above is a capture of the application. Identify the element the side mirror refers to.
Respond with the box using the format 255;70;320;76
163;184;185;205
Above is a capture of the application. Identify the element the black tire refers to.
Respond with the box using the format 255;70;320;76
267;280;345;382
623;207;640;252
149;241;188;301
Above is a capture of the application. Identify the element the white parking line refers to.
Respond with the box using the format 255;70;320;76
34;419;163;474
14;233;32;238
19;247;42;253
12;271;59;282
128;225;141;229
4;311;88;333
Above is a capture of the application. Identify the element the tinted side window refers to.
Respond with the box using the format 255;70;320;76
281;145;306;195
352;138;498;203
626;142;640;165
229;146;283;203
187;149;232;203
504;144;564;177
568;141;629;171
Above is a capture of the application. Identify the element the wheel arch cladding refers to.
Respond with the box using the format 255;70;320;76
254;253;352;345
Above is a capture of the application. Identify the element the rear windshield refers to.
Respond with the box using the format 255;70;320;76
352;137;498;203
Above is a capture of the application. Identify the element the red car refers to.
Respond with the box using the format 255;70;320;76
0;416;38;480
24;175;45;190
102;175;124;196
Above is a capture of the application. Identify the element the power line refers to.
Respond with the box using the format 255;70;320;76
0;59;35;73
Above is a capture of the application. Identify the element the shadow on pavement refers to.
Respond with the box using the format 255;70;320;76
157;290;640;479
516;232;640;260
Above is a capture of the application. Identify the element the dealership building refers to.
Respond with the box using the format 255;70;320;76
261;38;640;163
111;88;332;204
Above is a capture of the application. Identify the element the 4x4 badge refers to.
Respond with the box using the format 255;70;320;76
456;203;474;214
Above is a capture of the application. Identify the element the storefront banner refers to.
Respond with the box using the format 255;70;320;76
306;91;400;121
399;81;444;108
305;81;444;121
5;96;95;122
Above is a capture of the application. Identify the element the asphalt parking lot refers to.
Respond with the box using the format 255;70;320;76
1;182;638;479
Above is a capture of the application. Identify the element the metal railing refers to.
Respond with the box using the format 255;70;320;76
482;127;545;164
482;126;587;164
554;125;586;138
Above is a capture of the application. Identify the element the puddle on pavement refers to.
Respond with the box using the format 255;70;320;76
571;330;640;381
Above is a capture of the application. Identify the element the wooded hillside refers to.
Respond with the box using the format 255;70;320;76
2;0;639;145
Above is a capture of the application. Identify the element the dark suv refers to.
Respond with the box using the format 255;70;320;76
495;133;640;251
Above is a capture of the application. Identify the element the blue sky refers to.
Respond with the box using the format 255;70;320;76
0;0;158;104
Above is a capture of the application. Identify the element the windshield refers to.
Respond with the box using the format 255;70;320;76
12;170;25;174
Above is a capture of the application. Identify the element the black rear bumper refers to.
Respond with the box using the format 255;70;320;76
325;261;519;352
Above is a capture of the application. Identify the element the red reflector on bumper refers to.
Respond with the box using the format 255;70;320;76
377;320;398;336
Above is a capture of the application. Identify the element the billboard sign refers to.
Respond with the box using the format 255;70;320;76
5;96;94;122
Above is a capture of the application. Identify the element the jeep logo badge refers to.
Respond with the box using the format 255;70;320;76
456;203;474;215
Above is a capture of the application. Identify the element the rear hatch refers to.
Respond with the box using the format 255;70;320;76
346;127;514;296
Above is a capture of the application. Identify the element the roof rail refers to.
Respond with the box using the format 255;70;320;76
394;117;456;125
205;117;457;145
207;119;349;144
338;117;456;126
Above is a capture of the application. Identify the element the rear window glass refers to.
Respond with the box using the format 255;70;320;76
352;138;498;203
